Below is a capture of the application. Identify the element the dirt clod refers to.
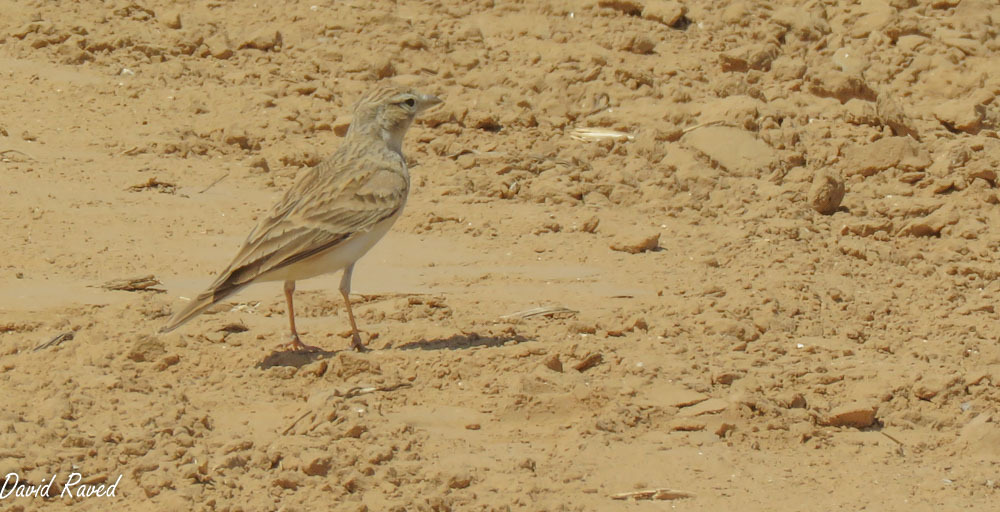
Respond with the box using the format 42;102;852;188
808;171;845;214
610;232;659;254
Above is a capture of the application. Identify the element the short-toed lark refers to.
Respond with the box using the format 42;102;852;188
161;84;442;351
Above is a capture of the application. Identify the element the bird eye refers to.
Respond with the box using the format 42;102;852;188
403;98;416;107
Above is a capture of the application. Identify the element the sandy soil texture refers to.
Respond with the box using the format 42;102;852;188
2;0;1000;510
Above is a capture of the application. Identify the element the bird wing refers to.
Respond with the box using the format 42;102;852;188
206;152;409;296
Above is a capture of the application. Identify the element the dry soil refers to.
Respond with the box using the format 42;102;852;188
1;0;1000;510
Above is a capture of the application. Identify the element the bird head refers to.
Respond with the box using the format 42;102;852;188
348;84;442;154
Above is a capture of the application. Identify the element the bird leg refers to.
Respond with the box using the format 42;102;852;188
282;280;321;352
339;264;367;351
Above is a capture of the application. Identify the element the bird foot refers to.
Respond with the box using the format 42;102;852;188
350;334;368;352
281;335;323;353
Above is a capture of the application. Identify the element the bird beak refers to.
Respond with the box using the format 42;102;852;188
418;94;443;112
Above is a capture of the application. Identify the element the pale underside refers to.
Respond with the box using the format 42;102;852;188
255;204;406;283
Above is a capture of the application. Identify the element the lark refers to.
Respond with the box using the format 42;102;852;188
161;84;442;351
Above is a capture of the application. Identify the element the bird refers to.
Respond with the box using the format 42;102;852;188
160;83;442;352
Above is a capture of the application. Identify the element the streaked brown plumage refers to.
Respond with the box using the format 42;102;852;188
161;84;442;351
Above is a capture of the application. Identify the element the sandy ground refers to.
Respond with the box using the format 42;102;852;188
1;0;1000;510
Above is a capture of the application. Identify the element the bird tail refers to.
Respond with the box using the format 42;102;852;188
159;283;245;334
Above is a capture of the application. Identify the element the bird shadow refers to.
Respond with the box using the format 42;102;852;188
395;332;531;351
256;348;340;370
255;331;531;368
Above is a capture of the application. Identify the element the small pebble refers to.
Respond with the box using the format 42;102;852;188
808;171;845;215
